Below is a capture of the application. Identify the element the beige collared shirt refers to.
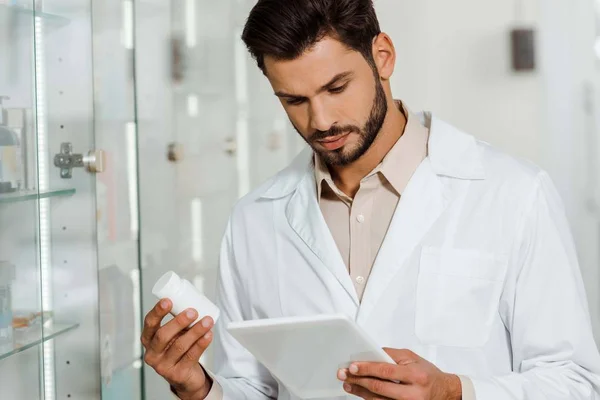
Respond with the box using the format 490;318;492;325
315;102;428;301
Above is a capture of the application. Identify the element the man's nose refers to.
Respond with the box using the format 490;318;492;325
309;99;336;133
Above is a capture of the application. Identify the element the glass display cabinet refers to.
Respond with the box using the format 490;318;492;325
0;0;142;398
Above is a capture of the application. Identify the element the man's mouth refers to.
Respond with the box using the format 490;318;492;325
317;133;350;151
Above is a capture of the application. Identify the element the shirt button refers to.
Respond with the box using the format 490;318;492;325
356;214;365;223
356;276;365;284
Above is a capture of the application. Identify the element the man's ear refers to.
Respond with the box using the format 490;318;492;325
372;33;396;81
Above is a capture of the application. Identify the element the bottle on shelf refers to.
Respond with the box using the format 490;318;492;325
0;96;23;194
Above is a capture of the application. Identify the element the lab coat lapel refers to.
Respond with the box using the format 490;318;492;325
357;158;449;323
285;172;360;307
272;113;487;320
356;113;486;322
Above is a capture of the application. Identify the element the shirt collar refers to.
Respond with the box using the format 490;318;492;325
314;100;429;199
260;105;486;201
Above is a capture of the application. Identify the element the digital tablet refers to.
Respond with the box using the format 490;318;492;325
227;314;395;399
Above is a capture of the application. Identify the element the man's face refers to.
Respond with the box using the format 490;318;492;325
264;36;388;167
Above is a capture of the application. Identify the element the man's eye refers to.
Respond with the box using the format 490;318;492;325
329;84;348;94
286;98;306;106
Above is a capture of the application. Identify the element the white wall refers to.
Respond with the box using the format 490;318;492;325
375;0;600;341
540;0;600;341
376;0;543;163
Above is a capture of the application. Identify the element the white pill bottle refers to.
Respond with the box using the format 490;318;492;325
152;271;220;327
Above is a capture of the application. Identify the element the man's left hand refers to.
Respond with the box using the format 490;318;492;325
337;348;462;400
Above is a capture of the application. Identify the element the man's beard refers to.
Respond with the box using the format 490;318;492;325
293;77;388;167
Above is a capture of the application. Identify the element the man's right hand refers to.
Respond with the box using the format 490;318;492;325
141;299;215;400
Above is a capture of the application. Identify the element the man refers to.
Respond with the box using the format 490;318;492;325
141;0;600;399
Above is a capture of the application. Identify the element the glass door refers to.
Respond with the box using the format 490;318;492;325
0;3;45;398
91;0;144;398
0;0;104;398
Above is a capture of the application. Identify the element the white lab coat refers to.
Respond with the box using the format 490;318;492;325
210;112;600;399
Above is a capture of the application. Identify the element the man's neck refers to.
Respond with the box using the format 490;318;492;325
330;100;407;198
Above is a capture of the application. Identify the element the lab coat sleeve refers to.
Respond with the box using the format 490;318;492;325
170;368;224;399
459;375;476;400
470;171;600;399
209;219;278;399
201;369;224;400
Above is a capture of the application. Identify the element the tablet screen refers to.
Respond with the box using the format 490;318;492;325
227;314;394;399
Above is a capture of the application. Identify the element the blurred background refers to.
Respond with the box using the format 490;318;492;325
0;0;598;398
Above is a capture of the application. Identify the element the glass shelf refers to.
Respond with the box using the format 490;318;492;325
0;322;79;361
0;4;70;26
0;188;76;204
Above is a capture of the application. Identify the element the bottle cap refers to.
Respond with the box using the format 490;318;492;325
0;126;19;145
152;271;182;300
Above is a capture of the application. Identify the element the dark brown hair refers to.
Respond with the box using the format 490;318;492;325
241;0;381;73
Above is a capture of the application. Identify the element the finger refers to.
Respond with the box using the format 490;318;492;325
151;308;199;354
164;317;215;365
383;348;420;364
182;330;214;366
337;368;349;381
343;376;403;399
342;382;394;400
141;299;172;347
347;362;412;382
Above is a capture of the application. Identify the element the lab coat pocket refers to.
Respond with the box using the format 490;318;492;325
415;246;508;347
